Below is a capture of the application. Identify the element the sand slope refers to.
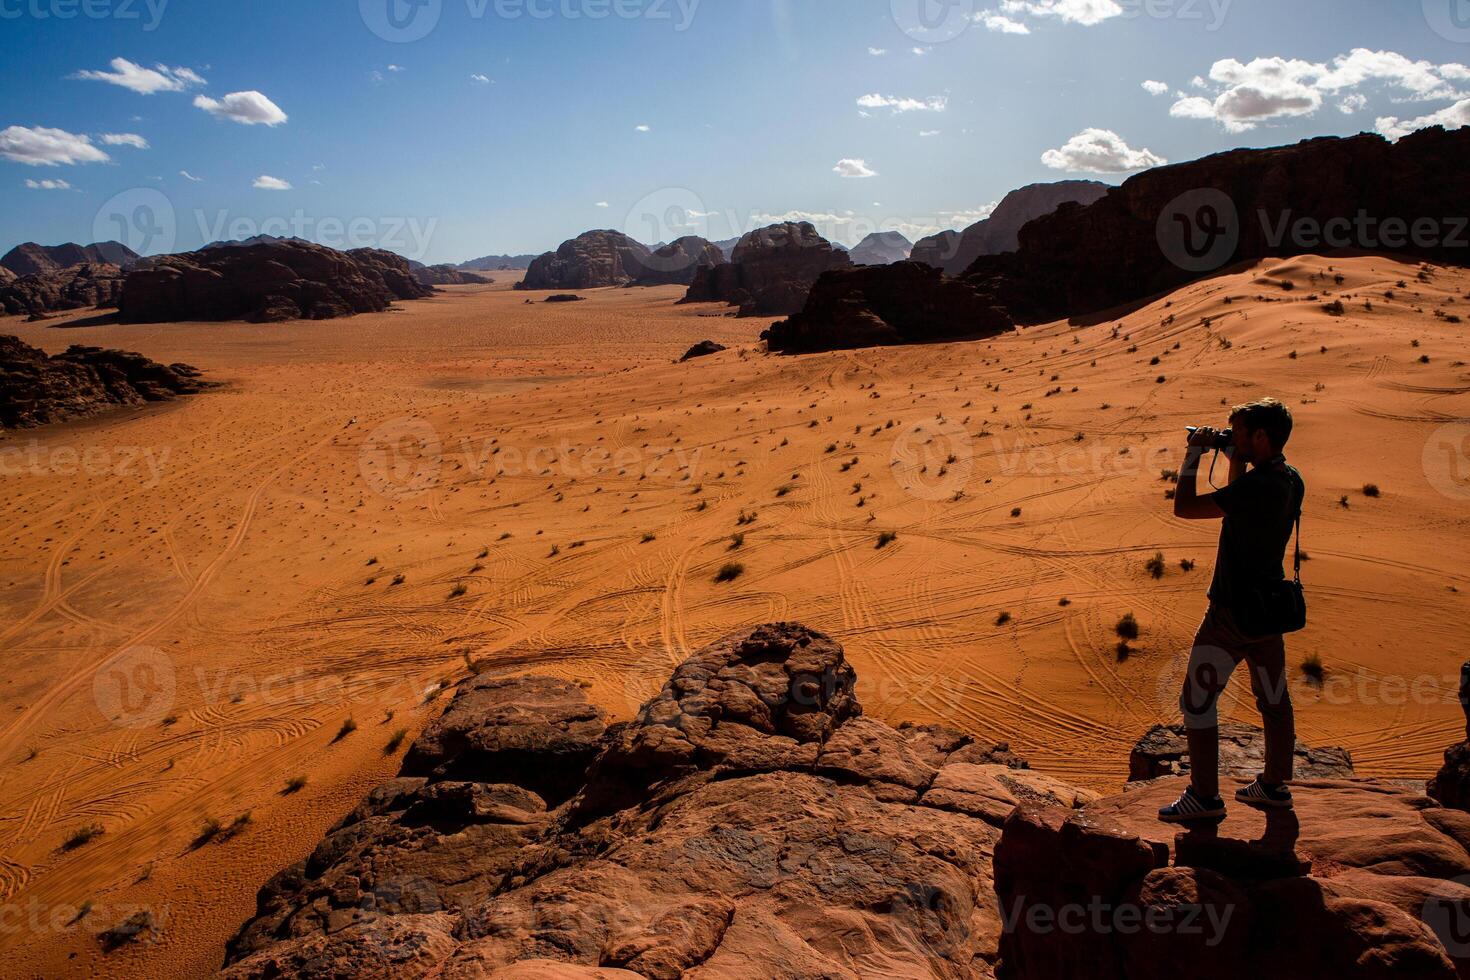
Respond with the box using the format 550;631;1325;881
0;258;1466;976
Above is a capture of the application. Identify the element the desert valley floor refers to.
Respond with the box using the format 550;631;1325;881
2;257;1469;977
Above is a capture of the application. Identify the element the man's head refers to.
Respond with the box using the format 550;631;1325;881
1229;397;1293;463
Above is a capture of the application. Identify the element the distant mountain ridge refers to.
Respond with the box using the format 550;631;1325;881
848;231;913;266
1;241;141;277
457;253;539;271
911;181;1109;275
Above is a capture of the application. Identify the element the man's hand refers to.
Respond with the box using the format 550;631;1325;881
1188;426;1222;449
1174;430;1227;521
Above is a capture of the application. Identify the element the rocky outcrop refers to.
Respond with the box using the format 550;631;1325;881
848;231;913;266
967;127;1470;323
408;261;492;286
632;237;724;287
679;340;725;362
909;229;961;270
117;240;432;323
1129;723;1355;784
762;261;1012;353
995;774;1470;980
680;222;852;316
1428;664;1470;811
907;182;1108;276
0;240;140;277
0;335;210;429
458;253;538;272
223;623;1081;978
0;263;125;316
517;231;653;290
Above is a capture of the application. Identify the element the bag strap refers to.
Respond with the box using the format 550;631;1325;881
1292;511;1302;584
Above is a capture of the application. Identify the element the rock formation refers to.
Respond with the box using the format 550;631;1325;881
632;237;725;287
0;263;125;316
679;340;725;362
848;231;913;266
1428;664;1470;811
517;231;653;290
680;222;852;317
117;240;432;323
908;181;1108;277
408;261;492;286
967;127;1470;323
223;623;1085;978
1129;723;1355;784
0;335;210;429
762;261;1012;353
0;240;140;277
458;253;539;272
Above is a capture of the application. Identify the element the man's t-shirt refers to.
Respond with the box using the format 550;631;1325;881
1208;458;1305;614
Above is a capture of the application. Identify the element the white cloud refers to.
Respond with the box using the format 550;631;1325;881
980;12;1030;33
101;132;149;149
253;175;292;190
180;170;204;182
1001;0;1123;26
833;158;878;178
1142;80;1170;96
856;93;947;113
1377;98;1470;141
72;58;205;95
0;125;110;166
195;91;288;126
1168;49;1470;134
911;47;927;55
595;201;610;208
635;124;651;132
1041;128;1165;173
470;73;491;84
25;178;72;190
919;129;941;137
943;203;1000;225
868;47;887;55
388;64;404;72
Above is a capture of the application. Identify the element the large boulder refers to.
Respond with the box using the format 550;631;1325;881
224;624;1080;978
967;127;1470;323
517;231;653;290
1129;723;1356;784
117;240;432;323
0;263;125;316
762;260;1013;353
995;775;1470;980
0;335;210;429
0;240;139;277
632;236;724;286
848;231;913;266
681;222;852;316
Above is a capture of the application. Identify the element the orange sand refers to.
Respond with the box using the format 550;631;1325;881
0;257;1467;977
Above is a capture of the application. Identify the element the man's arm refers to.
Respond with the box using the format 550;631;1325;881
1174;430;1227;521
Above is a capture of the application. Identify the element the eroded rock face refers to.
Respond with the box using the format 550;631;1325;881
632;236;725;287
409;261;492;286
1428;664;1470;811
1129;723;1355;784
0;240;139;277
848;231;913;266
910;229;961;270
224;623;1080;978
518;231;653;290
681;222;852;316
0;335;210;429
762;260;1013;353
967;127;1470;323
117;241;432;323
995;774;1470;980
0;263;125;316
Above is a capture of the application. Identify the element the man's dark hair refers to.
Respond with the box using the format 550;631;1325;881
1230;397;1293;451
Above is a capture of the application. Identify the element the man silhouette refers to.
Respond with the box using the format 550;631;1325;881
1159;398;1305;823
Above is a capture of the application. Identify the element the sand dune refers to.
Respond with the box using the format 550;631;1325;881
0;256;1467;976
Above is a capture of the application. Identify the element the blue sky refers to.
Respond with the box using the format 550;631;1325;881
2;0;1469;263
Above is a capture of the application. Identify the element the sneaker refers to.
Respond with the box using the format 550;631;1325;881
1235;777;1293;809
1158;786;1227;824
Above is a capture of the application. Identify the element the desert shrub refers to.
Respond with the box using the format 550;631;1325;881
715;562;745;583
876;531;898;549
1115;613;1140;640
1146;552;1166;579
